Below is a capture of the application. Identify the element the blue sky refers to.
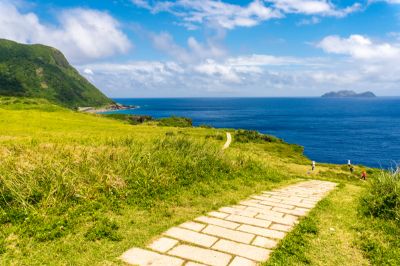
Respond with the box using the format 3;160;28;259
1;0;400;97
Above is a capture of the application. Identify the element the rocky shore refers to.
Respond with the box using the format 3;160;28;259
77;103;137;113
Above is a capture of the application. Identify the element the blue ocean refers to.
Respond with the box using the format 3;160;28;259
110;98;400;169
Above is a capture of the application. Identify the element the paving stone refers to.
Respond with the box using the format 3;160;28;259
185;262;208;266
148;237;179;253
255;213;297;225
164;227;218;247
121;248;184;266
195;216;240;229
231;205;247;210
168;244;232;266
225;214;272;228
179;221;206;232
302;199;318;205
212;239;271;262
252;236;278;249
121;180;337;266
244;207;282;217
208;211;229;219
219;207;258;217
203;225;255;244
270;223;292;232
239;201;273;211
281;201;315;208
257;200;296;209
237;224;286;239
254;195;283;203
229;256;256;266
272;207;309;216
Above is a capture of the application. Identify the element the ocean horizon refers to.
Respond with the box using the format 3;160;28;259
107;97;400;169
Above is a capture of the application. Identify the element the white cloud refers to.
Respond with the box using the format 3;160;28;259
133;0;282;29
318;34;400;60
0;1;131;63
78;45;400;97
265;0;360;17
370;0;400;4
150;31;226;63
83;68;94;75
297;16;321;25
133;0;362;29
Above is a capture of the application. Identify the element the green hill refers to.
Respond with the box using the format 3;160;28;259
0;39;112;108
0;97;398;265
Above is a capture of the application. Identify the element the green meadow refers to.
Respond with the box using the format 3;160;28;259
0;96;399;265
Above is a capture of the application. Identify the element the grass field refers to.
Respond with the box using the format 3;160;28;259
0;96;398;265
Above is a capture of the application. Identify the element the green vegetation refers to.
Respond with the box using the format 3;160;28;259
266;178;400;265
158;116;193;127
360;170;400;222
0;96;399;265
234;129;282;143
102;113;153;125
0;39;112;108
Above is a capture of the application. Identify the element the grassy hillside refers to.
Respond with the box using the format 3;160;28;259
0;97;398;265
0;39;112;108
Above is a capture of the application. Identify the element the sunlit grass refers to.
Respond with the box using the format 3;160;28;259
0;96;397;265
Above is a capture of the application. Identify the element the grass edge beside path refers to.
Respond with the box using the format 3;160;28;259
265;181;400;266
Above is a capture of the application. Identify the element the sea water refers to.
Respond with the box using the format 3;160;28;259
108;97;400;169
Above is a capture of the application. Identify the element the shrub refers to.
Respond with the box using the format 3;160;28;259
102;114;153;125
199;124;213;128
84;218;122;241
359;171;400;223
205;134;224;140
157;116;192;127
234;130;282;143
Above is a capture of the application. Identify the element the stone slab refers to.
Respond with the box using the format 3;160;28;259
219;207;258;217
179;221;206;232
148;237;179;253
185;262;208;266
195;216;240;229
255;213;297;226
121;248;184;266
212;239;271;262
229;256;256;266
237;224;286;239
270;223;292;232
168;244;232;266
203;225;255;244
208;211;229;219
252;236;278;249
225;214;272;228
272;207;308;216
164;227;218;247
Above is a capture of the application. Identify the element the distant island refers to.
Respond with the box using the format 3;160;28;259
322;90;376;98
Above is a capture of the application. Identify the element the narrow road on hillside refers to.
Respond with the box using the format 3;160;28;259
222;132;232;150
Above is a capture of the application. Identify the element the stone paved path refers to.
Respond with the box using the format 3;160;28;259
222;132;232;150
121;180;337;266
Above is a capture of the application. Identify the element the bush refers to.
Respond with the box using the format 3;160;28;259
359;171;400;223
199;124;213;128
205;134;224;140
102;114;153;125
234;130;282;143
157;116;192;127
84;218;121;241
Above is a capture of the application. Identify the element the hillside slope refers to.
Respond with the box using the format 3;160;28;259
1;98;396;265
0;39;112;108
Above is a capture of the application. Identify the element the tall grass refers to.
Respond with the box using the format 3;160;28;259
0;135;269;242
359;170;400;223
